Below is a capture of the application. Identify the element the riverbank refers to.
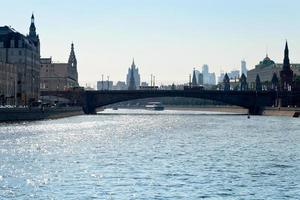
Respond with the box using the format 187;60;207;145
0;106;83;122
165;105;300;117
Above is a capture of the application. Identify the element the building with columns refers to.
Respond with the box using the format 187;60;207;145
40;43;78;91
0;14;41;105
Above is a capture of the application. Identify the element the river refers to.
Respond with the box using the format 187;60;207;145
0;109;299;199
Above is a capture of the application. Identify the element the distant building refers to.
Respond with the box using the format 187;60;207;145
141;82;148;87
241;60;247;77
0;14;40;105
227;70;240;80
114;81;127;90
97;80;113;90
40;43;78;91
126;59;140;89
202;64;209;84
201;64;216;85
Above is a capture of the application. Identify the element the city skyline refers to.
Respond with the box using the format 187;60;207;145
2;0;300;86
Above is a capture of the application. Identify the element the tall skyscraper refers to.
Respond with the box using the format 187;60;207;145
126;59;140;89
241;60;247;77
202;64;209;84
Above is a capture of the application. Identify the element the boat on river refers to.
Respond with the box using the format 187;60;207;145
145;102;164;111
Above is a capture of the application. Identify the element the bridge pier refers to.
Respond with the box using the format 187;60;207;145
248;106;263;115
82;105;97;114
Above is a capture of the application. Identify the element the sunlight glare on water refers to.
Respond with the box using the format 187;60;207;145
0;109;299;199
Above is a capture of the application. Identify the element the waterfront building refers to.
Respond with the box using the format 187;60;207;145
0;14;41;105
280;41;293;91
126;59;140;89
0;62;17;105
241;60;247;77
247;53;300;90
40;43;78;91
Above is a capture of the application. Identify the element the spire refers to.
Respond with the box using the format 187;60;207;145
192;68;197;86
283;40;290;70
29;13;36;38
280;40;294;91
31;13;34;23
131;58;136;69
68;42;77;67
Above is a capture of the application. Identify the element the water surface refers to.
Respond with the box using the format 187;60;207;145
0;109;299;199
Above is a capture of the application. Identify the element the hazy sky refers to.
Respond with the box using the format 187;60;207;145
1;0;300;86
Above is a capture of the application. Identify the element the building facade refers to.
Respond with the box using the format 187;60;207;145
248;53;300;89
0;14;40;105
40;43;78;91
0;62;17;105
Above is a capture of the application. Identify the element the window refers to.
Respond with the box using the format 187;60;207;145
19;50;22;56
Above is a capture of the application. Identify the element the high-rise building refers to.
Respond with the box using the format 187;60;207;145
241;60;247;77
126;59;140;89
201;64;216;85
202;64;209;84
0;14;41;105
40;43;78;91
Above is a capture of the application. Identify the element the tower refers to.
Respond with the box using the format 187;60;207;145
240;73;248;91
223;73;230;91
128;59;137;90
28;13;39;47
68;43;78;84
280;41;293;91
192;68;197;86
241;60;247;77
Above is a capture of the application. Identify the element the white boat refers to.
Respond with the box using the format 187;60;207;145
145;102;164;111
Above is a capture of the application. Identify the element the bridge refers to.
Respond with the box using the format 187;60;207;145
40;89;300;115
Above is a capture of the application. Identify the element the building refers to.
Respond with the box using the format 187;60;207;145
0;62;17;105
40;43;78;91
227;70;240;80
247;52;300;89
241;60;247;77
97;80;113;90
0;14;40;105
114;81;127;90
126;59;140;89
201;64;216;85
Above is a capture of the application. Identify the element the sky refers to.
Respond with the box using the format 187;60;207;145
1;0;300;86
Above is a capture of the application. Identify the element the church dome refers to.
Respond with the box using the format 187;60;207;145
261;55;275;66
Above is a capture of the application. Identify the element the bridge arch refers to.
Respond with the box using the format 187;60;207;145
83;90;277;115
